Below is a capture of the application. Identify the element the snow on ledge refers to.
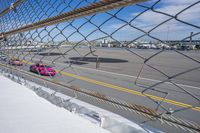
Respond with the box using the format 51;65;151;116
0;70;163;133
0;75;111;133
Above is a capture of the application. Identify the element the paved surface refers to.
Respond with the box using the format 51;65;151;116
1;47;200;132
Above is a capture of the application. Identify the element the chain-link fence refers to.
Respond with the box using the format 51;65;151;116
0;0;200;132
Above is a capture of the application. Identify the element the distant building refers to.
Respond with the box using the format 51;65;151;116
165;40;200;50
99;39;112;47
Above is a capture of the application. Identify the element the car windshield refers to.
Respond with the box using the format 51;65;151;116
40;65;51;68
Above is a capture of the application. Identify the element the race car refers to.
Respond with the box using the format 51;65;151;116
9;58;23;66
30;63;56;76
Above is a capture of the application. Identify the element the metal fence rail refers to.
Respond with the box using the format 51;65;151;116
0;0;200;132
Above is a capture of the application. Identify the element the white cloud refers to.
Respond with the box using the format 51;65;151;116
111;0;200;40
161;0;198;5
134;0;199;25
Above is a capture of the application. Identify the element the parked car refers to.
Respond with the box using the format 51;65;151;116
30;63;56;76
0;54;7;61
9;58;23;66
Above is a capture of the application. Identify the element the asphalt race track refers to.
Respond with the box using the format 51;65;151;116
1;47;200;132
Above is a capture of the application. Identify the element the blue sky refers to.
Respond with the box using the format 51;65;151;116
0;0;200;42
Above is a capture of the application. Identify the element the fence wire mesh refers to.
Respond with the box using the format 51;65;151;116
0;0;200;132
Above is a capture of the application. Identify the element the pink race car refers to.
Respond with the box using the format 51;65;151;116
30;63;56;76
9;58;23;66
